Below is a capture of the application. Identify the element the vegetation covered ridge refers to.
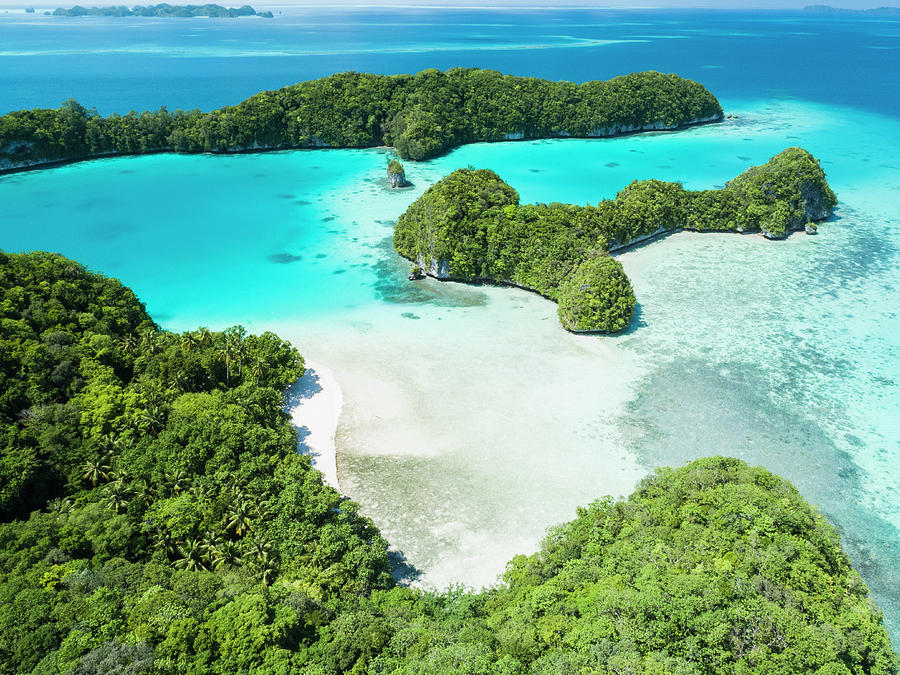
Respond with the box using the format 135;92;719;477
394;147;836;333
0;68;722;171
0;252;895;672
52;4;273;18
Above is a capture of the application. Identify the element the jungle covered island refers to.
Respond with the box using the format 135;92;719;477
0;251;896;672
52;4;271;18
393;147;836;332
0;69;723;171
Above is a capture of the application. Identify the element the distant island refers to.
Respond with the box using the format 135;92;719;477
52;4;274;18
395;148;837;333
0;68;722;172
804;4;900;13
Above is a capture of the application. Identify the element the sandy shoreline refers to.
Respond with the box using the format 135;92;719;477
285;360;343;492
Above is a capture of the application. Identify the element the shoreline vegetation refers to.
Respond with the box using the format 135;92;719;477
394;147;837;333
51;4;274;18
0;250;896;671
0;68;723;173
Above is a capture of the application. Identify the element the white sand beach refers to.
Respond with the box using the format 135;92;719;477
276;283;649;590
285;360;343;492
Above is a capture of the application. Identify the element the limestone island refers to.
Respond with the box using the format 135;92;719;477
393;147;837;333
0;68;722;173
386;159;410;188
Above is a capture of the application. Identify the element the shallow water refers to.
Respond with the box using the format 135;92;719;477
2;7;899;643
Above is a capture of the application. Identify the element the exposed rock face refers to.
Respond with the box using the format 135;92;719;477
387;159;411;188
800;181;833;221
420;256;450;279
586;114;723;137
305;136;331;148
389;169;410;188
497;115;723;143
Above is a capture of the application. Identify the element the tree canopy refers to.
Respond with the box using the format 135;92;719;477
0;69;723;170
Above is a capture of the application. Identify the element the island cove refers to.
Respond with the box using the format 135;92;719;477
0;68;722;172
394;148;836;332
0;251;895;672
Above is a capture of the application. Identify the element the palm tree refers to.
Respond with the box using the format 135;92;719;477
225;499;254;538
96;433;121;457
216;339;233;387
132;480;157;509
174;538;207;571
166;468;188;494
248;537;275;586
196;326;214;348
250;359;268;385
119;334;139;355
152;529;179;558
253;556;275;586
47;497;73;516
140;328;160;355
105;483;130;514
139;404;167;436
180;332;199;352
167;372;187;393
82;457;111;486
190;482;215;503
248;535;271;560
232;338;246;378
200;532;224;566
212;540;244;570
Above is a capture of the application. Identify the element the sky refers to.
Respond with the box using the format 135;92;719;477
0;0;892;9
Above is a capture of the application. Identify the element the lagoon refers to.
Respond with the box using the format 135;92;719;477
1;6;899;641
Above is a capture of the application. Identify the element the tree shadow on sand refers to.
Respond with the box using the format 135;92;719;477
284;369;324;460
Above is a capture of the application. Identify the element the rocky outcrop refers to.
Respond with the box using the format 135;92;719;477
387;159;411;188
419;256;450;279
586;114;723;137
497;115;723;144
389;169;410;188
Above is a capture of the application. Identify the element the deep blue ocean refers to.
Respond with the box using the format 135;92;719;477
2;6;900;643
1;8;898;116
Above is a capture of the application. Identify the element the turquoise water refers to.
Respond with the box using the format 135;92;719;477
2;7;900;643
3;97;899;637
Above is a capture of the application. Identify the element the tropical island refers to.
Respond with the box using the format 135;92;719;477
393;147;837;333
52;4;273;18
0;68;723;172
0;250;895;672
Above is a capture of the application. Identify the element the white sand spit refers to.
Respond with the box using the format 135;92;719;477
285;360;343;492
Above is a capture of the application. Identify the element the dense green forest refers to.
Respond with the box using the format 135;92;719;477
52;4;272;18
0;69;722;170
0;251;895;672
394;147;836;332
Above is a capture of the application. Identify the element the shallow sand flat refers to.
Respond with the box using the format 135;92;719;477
273;286;648;589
